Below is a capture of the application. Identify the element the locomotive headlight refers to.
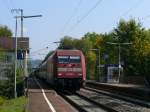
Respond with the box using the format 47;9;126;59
58;73;62;76
78;73;82;76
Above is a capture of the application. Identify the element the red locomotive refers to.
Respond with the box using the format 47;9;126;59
37;49;86;91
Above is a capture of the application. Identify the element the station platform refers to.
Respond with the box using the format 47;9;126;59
85;80;150;101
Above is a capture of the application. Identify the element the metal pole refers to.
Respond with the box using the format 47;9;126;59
106;42;132;83
98;49;100;81
24;50;28;77
14;17;18;98
11;9;23;37
21;9;23;37
90;49;100;81
23;50;28;96
118;43;121;83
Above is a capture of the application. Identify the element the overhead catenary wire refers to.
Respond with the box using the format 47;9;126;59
42;0;103;53
1;0;20;20
2;0;15;16
120;0;143;17
8;0;16;9
140;14;150;21
2;0;11;13
30;46;49;55
66;0;103;34
60;0;83;37
30;42;57;59
0;0;16;24
104;0;144;31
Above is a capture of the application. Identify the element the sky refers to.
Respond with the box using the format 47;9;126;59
0;0;150;60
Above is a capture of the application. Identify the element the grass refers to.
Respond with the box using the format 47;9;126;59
0;96;27;112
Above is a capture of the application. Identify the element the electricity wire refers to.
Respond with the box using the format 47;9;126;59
120;0;143;17
60;0;83;36
8;0;16;9
30;46;49;55
104;0;144;31
2;0;11;13
140;14;150;21
66;0;103;34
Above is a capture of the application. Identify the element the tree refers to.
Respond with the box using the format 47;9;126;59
0;25;13;59
83;32;100;48
57;20;150;84
58;36;76;49
0;25;12;37
86;51;97;80
112;19;150;84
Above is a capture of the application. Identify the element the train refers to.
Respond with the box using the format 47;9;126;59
36;49;86;91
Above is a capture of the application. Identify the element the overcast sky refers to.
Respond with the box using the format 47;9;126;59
0;0;150;59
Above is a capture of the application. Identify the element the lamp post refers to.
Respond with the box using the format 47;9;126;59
12;9;42;37
14;17;18;98
14;12;42;77
11;9;23;37
106;42;132;83
12;9;42;97
90;48;100;81
11;9;21;98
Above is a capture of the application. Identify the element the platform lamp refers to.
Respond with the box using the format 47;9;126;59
106;42;132;83
90;48;101;81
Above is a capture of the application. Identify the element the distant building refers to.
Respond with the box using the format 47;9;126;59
0;37;29;80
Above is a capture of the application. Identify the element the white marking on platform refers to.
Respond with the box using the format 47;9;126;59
34;78;56;112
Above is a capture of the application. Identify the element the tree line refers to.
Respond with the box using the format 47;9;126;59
57;19;150;85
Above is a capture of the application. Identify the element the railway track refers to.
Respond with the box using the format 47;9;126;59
83;86;150;108
76;88;150;112
85;81;150;102
58;90;115;112
58;88;149;112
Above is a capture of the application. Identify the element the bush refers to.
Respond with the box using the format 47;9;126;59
16;77;24;97
0;80;14;99
0;97;6;106
0;96;27;112
0;79;24;98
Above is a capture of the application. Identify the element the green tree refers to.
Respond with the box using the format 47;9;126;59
83;32;100;48
0;25;12;37
0;25;12;58
86;51;97;80
58;36;76;49
57;20;150;84
112;19;150;84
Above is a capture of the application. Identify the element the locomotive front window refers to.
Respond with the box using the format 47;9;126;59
70;56;81;63
58;56;69;63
